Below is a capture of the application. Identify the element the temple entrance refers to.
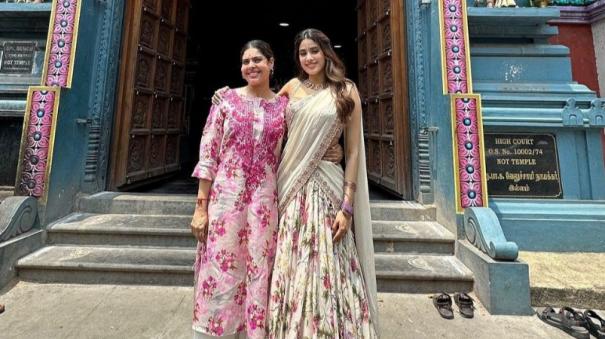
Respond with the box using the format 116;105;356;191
109;0;412;199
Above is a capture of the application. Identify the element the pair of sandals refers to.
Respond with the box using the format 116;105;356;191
538;306;605;339
432;292;474;319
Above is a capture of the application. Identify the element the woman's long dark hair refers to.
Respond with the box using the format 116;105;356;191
294;29;354;122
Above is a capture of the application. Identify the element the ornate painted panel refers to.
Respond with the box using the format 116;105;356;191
450;95;488;213
439;0;489;212
43;0;81;88
15;87;60;200
357;0;411;198
438;0;472;94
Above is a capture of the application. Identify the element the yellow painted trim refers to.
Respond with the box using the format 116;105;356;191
461;0;473;93
438;0;449;95
450;93;489;214
40;0;58;86
42;88;61;204
66;0;82;88
450;95;463;213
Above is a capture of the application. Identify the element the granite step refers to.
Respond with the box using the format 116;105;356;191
16;246;194;286
17;246;473;294
47;213;195;248
372;220;455;255
375;253;474;293
79;192;436;221
0;186;14;203
47;213;453;255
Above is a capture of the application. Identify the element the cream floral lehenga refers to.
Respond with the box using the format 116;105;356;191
267;84;379;338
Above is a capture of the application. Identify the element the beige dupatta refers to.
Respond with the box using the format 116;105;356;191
277;88;379;326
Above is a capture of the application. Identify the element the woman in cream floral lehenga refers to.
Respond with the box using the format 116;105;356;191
267;28;379;338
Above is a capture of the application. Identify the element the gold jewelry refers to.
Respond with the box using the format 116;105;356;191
302;79;328;91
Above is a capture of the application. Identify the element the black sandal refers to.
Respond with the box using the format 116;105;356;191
584;309;605;339
432;292;454;319
454;292;475;318
538;306;589;339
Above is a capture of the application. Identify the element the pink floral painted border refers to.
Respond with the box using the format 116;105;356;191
453;96;486;210
441;0;471;94
17;89;59;198
45;0;79;87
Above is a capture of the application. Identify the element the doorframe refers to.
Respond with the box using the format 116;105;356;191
391;0;413;199
108;0;139;190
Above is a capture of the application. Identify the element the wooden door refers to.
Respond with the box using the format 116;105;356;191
357;0;411;198
110;0;189;189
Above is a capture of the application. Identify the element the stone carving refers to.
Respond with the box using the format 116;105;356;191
588;99;605;127
0;196;38;243
464;207;519;261
562;98;585;126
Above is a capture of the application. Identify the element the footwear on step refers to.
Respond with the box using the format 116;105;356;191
584;309;605;339
432;292;454;319
454;292;475;318
538;306;589;339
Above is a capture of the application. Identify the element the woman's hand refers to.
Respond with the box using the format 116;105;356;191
190;206;209;243
331;210;352;243
323;143;344;164
211;86;229;105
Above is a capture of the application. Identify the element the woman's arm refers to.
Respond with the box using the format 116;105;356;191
190;102;226;243
191;180;211;243
332;83;362;243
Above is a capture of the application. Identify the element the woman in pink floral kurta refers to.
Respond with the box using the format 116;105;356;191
190;41;287;339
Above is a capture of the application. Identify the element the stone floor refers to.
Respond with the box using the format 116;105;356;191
0;281;584;339
520;251;605;310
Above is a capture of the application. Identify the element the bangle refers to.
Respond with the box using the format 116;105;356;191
344;181;357;192
196;198;209;207
341;200;354;217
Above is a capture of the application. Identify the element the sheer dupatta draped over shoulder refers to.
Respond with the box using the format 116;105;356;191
276;87;379;327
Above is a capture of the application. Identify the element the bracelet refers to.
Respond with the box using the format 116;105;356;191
344;181;357;192
341;200;354;217
196;198;209;207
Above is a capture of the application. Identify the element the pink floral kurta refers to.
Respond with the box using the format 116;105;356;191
192;89;288;338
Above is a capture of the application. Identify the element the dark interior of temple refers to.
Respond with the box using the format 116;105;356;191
138;2;359;194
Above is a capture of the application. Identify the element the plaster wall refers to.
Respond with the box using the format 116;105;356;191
593;19;605;97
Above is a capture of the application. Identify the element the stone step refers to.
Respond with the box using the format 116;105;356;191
372;221;455;255
47;213;453;254
17;246;473;294
0;186;14;203
47;213;195;248
370;201;436;221
16;246;194;286
79;192;436;221
375;253;474;294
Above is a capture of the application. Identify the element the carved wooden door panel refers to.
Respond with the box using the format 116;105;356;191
110;0;189;189
357;0;411;198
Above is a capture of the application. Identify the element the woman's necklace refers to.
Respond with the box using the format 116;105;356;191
302;79;328;91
